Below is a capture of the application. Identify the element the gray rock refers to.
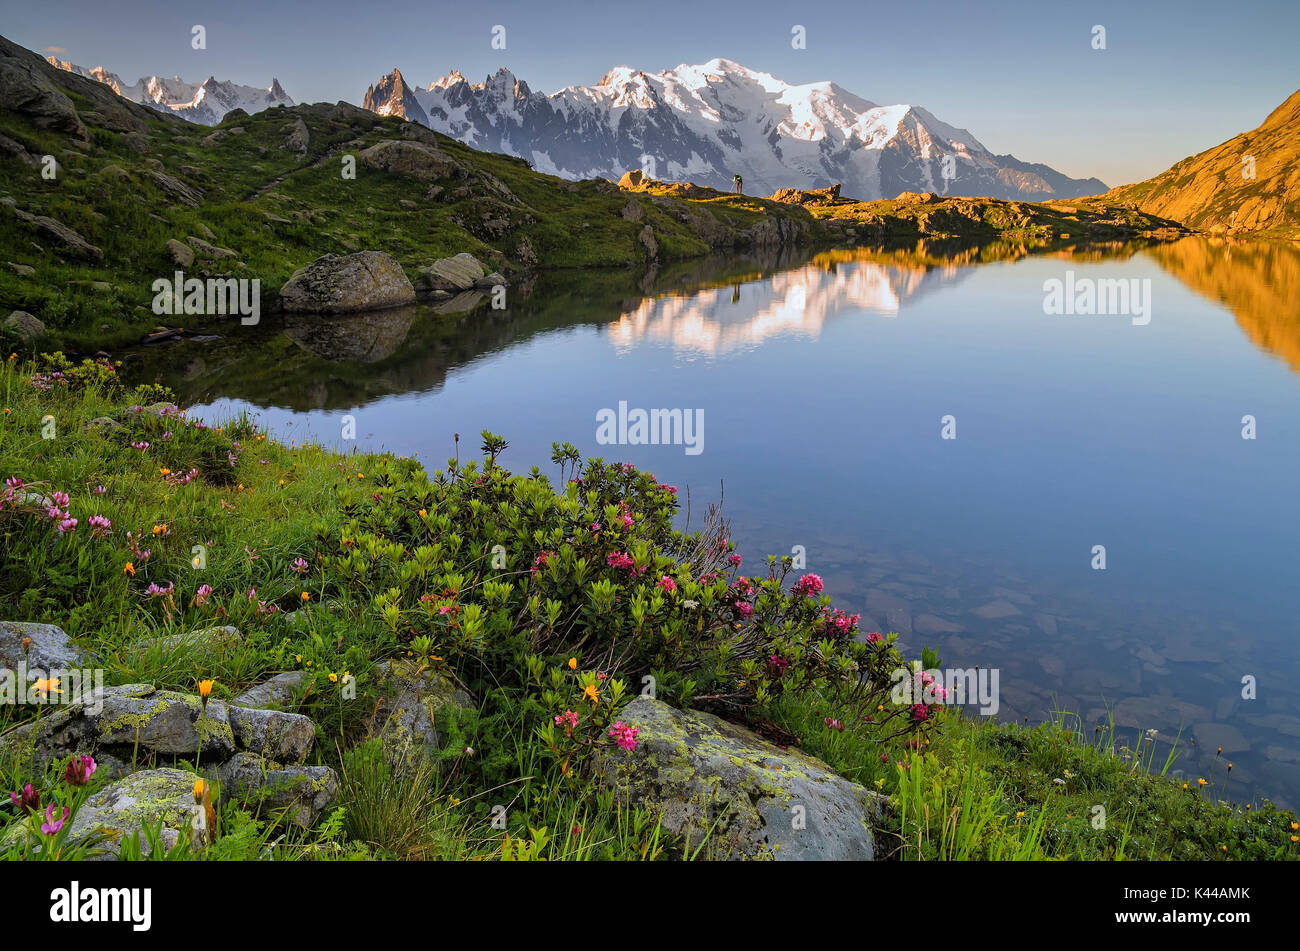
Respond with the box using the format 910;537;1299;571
360;139;462;180
65;768;202;858
279;251;416;313
474;271;507;289
7;261;36;277
0;620;87;670
227;705;315;764
217;752;337;827
94;688;235;756
150;171;201;207
9;207;102;259
371;659;472;765
597;696;885;860
165;238;193;267
185;236;236;260
416;252;485;293
283;117;309;153
3;309;44;342
621;199;644;222
638;224;658;258
231;671;308;709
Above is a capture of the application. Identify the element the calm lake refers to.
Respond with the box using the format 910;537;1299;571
126;237;1300;808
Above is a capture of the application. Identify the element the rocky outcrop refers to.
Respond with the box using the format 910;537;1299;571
360;139;462;181
597;697;885;860
279;251;416;313
164;237;194;267
769;184;842;206
283;117;309;153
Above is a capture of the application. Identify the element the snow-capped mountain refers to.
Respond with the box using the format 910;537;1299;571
361;58;1105;200
46;57;293;125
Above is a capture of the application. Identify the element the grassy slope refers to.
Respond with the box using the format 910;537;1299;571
2;357;1295;861
1103;89;1300;238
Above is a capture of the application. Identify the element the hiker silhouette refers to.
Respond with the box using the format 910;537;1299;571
733;174;743;194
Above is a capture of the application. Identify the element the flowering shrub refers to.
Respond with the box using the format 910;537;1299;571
313;432;941;755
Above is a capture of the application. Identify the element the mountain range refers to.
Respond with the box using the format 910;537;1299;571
360;58;1108;202
45;56;293;125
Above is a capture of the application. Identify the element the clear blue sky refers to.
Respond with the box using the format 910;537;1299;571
7;0;1298;186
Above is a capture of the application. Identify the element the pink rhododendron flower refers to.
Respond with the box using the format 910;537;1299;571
608;721;640;751
793;573;824;597
657;575;677;593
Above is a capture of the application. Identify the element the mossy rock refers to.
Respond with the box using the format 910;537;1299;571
65;767;203;858
596;696;885;860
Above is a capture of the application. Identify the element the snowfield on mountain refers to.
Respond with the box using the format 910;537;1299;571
362;57;1106;201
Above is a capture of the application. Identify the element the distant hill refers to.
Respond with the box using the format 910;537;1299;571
1105;89;1300;237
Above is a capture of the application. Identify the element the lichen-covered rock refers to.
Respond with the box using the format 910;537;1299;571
94;687;235;756
232;671;308;709
66;768;203;858
371;659;472;765
228;705;315;764
217;752;338;827
279;251;416;313
596;696;885;860
0;620;87;670
0;685;157;773
416;252;485;293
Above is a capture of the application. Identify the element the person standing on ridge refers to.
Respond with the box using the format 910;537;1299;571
733;174;743;194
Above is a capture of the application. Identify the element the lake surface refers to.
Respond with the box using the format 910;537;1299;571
126;237;1300;808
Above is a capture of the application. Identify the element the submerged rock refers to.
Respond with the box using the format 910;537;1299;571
597;696;885;860
279;251;416;313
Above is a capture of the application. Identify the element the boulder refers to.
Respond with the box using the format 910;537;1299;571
620;199;644;222
65;768;203;858
227;705;316;764
0;620;87;671
279;251;416;313
186;236;236;260
370;659;472;765
0;684;232;772
232;671;309;709
596;697;885;860
165;238;194;267
3;310;44;342
360;140;462;181
217;752;338;827
416;252;485;293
